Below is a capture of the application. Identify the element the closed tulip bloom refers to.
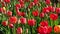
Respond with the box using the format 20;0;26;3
15;4;21;9
2;21;8;26
48;6;55;12
16;11;22;16
54;25;60;33
37;26;52;34
28;2;35;8
16;27;23;34
6;11;12;17
9;23;14;28
56;8;60;14
4;0;10;3
42;7;50;13
28;19;36;26
9;16;17;24
33;0;38;4
0;8;3;13
39;12;44;18
20;1;24;8
32;10;39;16
50;14;58;20
45;0;50;5
21;12;25;16
20;17;26;24
40;20;48;26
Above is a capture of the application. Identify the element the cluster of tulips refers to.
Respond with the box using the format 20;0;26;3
0;0;60;34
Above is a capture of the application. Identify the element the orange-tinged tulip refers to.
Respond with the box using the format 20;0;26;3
54;25;60;33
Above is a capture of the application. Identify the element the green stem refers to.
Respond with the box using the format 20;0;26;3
7;26;10;34
30;26;32;34
13;25;16;34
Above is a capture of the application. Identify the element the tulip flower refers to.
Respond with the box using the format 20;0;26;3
56;8;60;14
40;20;48;26
37;26;52;34
15;4;21;9
45;0;50;5
16;27;23;34
9;16;17;24
39;12;44;18
32;10;39;16
4;0;10;3
28;19;36;26
50;14;58;20
6;11;12;17
0;8;3;13
20;17;26;24
54;25;60;33
42;7;50;13
2;21;8;26
9;23;14;28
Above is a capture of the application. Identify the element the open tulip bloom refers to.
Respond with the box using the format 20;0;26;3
0;0;60;34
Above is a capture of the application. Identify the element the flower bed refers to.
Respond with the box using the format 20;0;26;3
0;0;60;34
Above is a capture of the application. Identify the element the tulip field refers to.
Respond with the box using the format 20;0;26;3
0;0;60;34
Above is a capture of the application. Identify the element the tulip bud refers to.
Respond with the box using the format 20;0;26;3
9;16;17;24
39;12;44;18
6;11;12;17
28;19;36;26
54;25;60;33
50;14;58;20
20;17;26;24
0;8;3;13
32;10;39;16
16;27;23;34
4;0;10;3
40;20;48;26
2;21;8;26
9;23;14;28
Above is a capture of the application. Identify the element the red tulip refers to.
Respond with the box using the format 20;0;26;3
1;2;5;7
37;26;52;34
39;12;44;18
4;0;10;3
56;8;60;14
33;0;38;4
7;11;12;17
50;14;58;20
40;20;48;26
9;23;14;28
9;16;17;24
28;19;36;26
20;1;24;8
15;4;21;9
48;6;55;12
42;7;50;13
32;10;39;16
2;21;8;26
20;17;26;24
28;2;35;8
16;27;23;34
17;11;25;16
37;26;48;34
45;0;50;5
47;26;52;33
16;11;22;16
21;12;25;16
0;8;3;13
